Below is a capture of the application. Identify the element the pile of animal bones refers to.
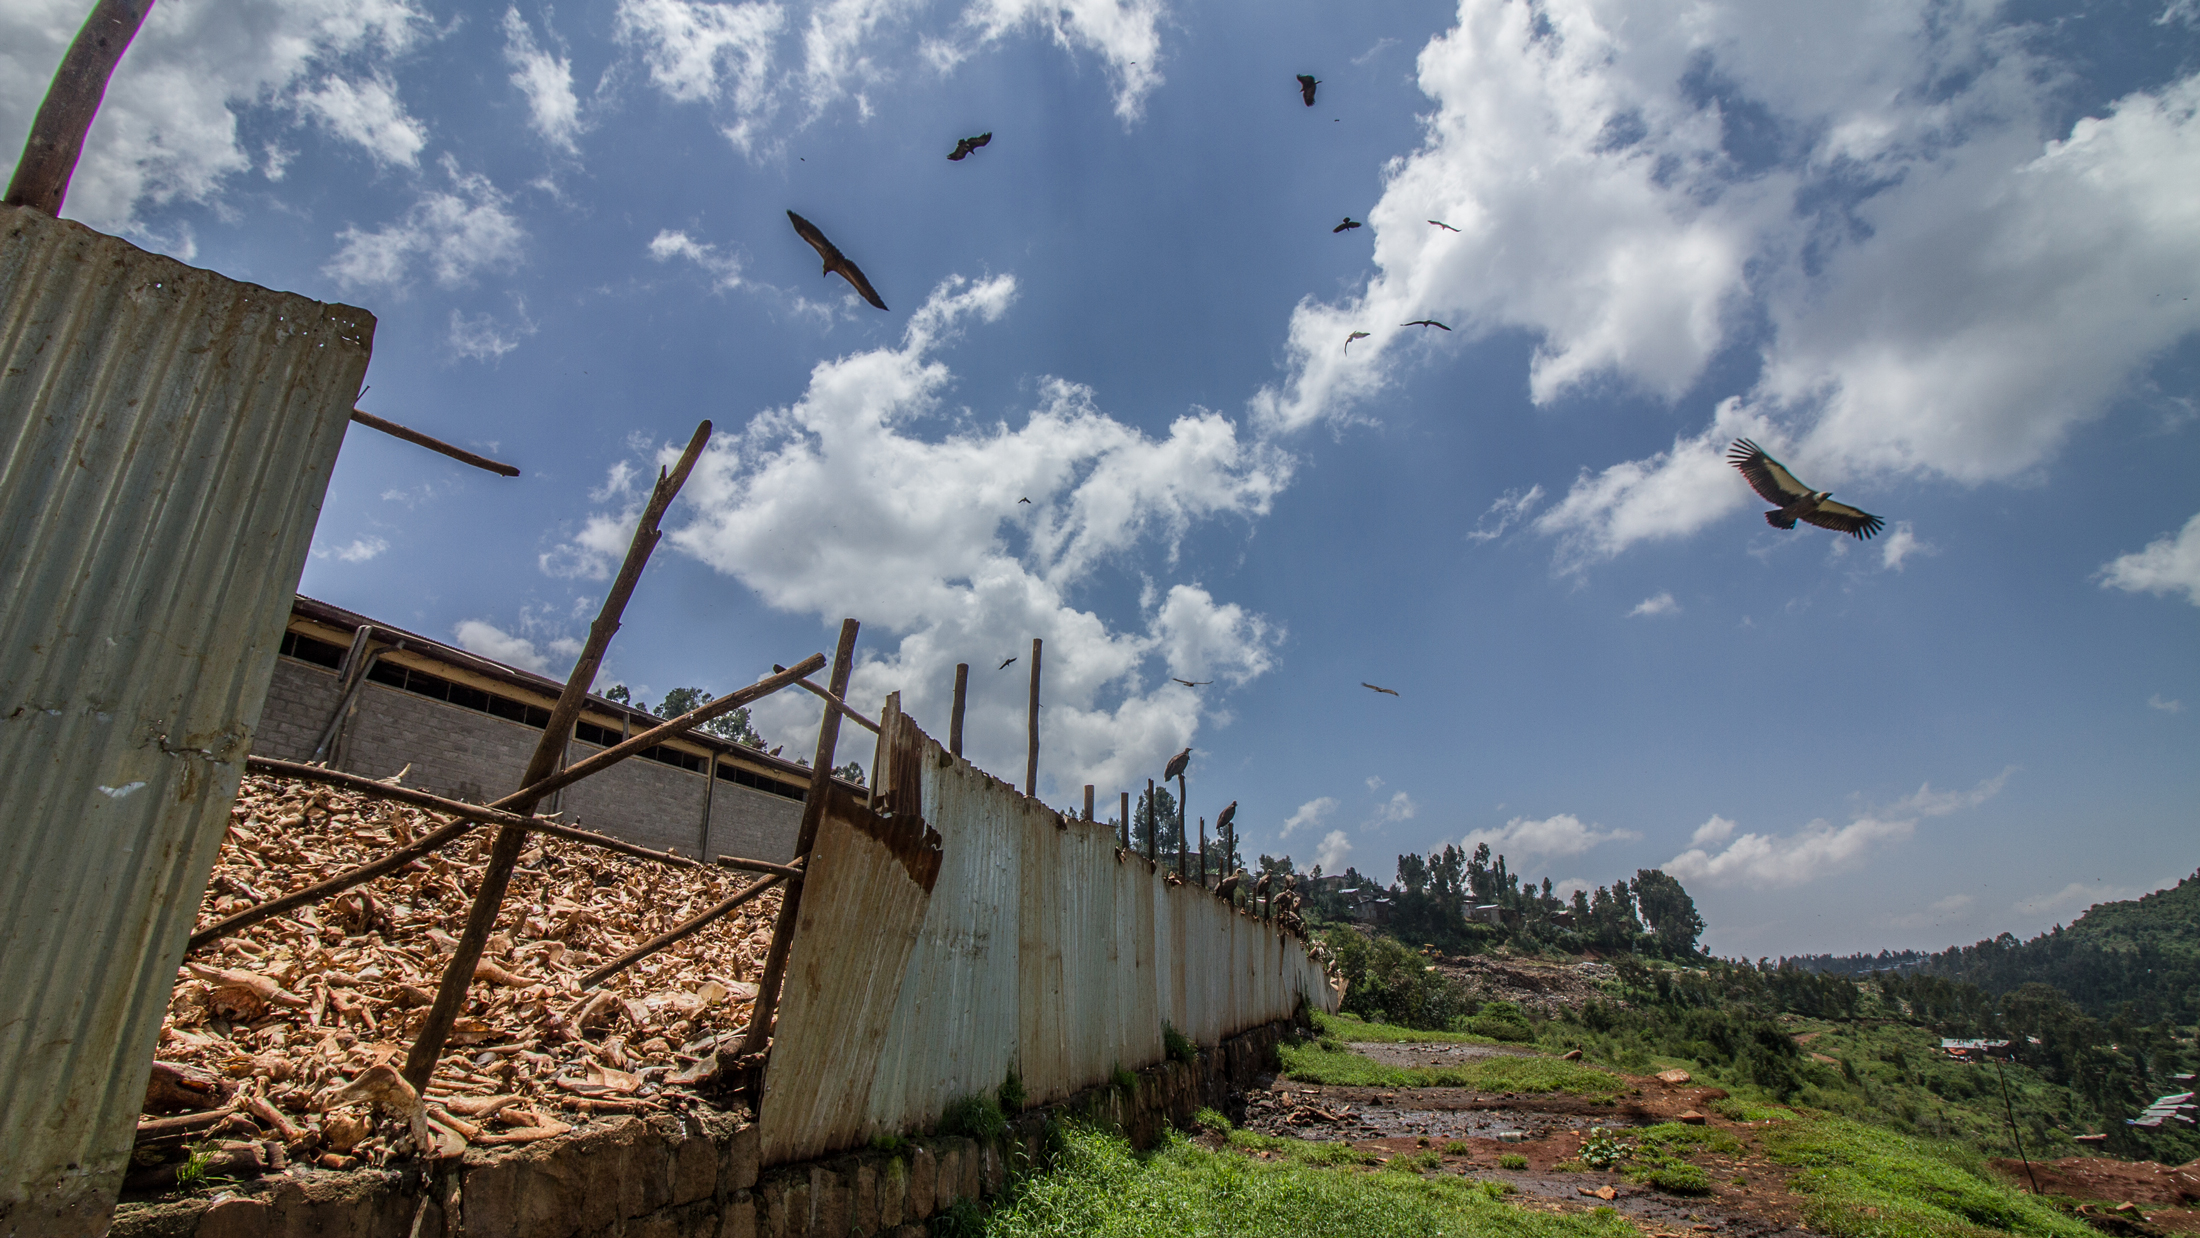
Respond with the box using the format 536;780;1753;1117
139;773;778;1180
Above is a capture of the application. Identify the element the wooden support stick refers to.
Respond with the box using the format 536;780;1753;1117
349;410;520;477
192;656;818;949
5;0;155;214
1083;785;1094;823
1176;771;1188;877
1024;638;1042;797
578;872;787;990
1199;817;1207;887
948;663;968;757
775;666;879;733
1145;779;1156;862
712;855;807;880
1121;791;1130;850
403;421;711;1093
739;619;859;1057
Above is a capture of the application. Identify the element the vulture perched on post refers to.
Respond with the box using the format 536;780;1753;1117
1726;438;1885;540
1164;747;1192;783
1214;801;1236;836
1216;869;1245;902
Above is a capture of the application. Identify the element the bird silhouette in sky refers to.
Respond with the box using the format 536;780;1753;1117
1172;678;1212;688
1345;331;1371;352
1727;438;1885;540
1428;219;1459;232
1333;217;1362;233
1403;319;1451;330
1018;497;1031;503
787;211;887;310
998;656;1017;670
948;132;992;161
1297;75;1320;106
1362;682;1399;696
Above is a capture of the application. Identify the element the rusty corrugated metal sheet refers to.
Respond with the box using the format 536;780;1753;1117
0;206;371;1235
759;710;1339;1165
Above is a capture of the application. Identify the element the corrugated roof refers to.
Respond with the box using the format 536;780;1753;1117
0;205;372;1233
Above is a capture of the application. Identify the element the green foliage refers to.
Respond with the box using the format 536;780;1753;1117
172;1148;211;1191
1277;1039;1624;1097
1640;1164;1712;1195
1226;1129;1378;1166
1456;1000;1537;1042
1497;1152;1528;1170
1321;929;1480;1030
1110;1064;1137;1096
1577;1130;1633;1170
1163;1023;1198;1065
941;1092;1008;1143
998;1068;1026;1114
968;1124;1641;1238
870;1133;909;1155
1634;1123;1744;1158
1384;1151;1442;1174
833;760;866;786
1440;1139;1473;1156
1710;1100;1798;1123
1190;1107;1231;1133
1762;1116;2096;1238
653;687;768;747
1313;1010;1497;1045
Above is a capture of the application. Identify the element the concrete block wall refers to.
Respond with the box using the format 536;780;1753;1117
109;1019;1300;1238
251;655;805;862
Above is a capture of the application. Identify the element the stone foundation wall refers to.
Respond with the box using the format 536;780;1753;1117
109;1019;1298;1238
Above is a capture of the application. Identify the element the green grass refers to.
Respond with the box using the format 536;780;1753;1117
1227;1130;1378;1166
1711;1100;1799;1122
1497;1153;1528;1170
1634;1122;1744;1157
1277;1041;1625;1097
1760;1116;2097;1238
1639;1164;1712;1195
1312;1010;1503;1045
960;1125;1645;1238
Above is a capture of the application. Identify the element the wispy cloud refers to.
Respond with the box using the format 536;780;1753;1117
504;7;584;152
1464;812;1639;859
1466;485;1543;543
1629;591;1679;618
1666;814;1913;888
313;534;390;563
325;158;525;290
1280;796;1337;838
2100;511;2200;607
1879;522;1931;571
2148;693;2184;714
648;229;745;290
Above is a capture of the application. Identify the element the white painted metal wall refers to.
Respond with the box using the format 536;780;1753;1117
759;711;1338;1165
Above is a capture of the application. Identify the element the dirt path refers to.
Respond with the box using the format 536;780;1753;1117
1232;1069;1818;1238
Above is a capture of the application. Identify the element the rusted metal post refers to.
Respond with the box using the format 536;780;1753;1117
1120;791;1130;849
349;409;519;477
402;421;710;1092
739;619;859;1056
5;0;156;214
1145;779;1156;862
1024;638;1041;796
1176;771;1188;876
949;663;967;757
1083;785;1094;823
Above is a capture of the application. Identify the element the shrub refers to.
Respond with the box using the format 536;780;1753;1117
1164;1023;1199;1065
1498;1152;1528;1170
1111;1064;1138;1096
1191;1107;1232;1133
1578;1129;1633;1170
941;1092;1008;1142
1643;1164;1712;1195
998;1068;1026;1114
1384;1151;1442;1174
1440;1139;1473;1156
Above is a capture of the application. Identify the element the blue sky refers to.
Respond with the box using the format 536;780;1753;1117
9;0;2195;957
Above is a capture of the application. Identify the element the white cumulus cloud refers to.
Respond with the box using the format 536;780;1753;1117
1280;796;1337;838
296;72;427;167
1665;814;1912;888
615;0;788;149
504;8;584;152
546;275;1287;796
325;158;526;290
1629;591;1679;617
649;229;746;290
2100;511;2200;607
448;307;536;361
1314;828;1353;873
453;619;555;672
313;534;390;563
1463;812;1639;859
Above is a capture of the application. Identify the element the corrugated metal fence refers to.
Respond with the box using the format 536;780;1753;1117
0;206;372;1235
759;700;1340;1166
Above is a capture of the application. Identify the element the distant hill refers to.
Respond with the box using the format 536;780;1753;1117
1778;871;2200;1020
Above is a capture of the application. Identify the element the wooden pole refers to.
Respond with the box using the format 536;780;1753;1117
349;410;519;477
5;0;156;214
1083;785;1094;823
739;619;860;1056
1199;817;1207;887
1024;638;1041;796
776;665;880;732
949;663;968;757
1120;791;1130;850
1176;771;1188;876
403;421;710;1092
1145;779;1155;862
578;871;787;990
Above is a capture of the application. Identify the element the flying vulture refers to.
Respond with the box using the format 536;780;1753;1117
1361;682;1398;696
1214;801;1236;835
998;656;1017;670
1726;438;1885;540
786;210;888;311
1345;331;1371;352
1428;219;1460;232
1297;75;1320;106
1333;217;1362;233
947;132;992;161
1018;497;1031;503
1172;677;1212;688
1164;747;1192;782
1403;319;1451;330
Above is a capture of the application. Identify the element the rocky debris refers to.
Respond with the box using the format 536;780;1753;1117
1424;953;1619;1015
1657;1069;1693;1085
139;773;779;1184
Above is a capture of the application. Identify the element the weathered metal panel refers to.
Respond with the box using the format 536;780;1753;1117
0;206;372;1234
760;711;1339;1166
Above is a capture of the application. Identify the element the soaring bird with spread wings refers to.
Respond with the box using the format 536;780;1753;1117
948;132;991;161
1172;678;1211;688
1297;75;1320;106
1428;219;1460;232
1362;682;1399;696
1726;438;1885;540
1403;319;1451;330
1345;331;1371;352
998;656;1017;670
786;210;888;310
1333;217;1362;233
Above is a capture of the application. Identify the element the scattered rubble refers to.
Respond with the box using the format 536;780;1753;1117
139;774;778;1187
1424;952;1619;1015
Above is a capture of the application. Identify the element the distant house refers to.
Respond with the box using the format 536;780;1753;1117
1939;1039;2014;1062
1470;904;1521;928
